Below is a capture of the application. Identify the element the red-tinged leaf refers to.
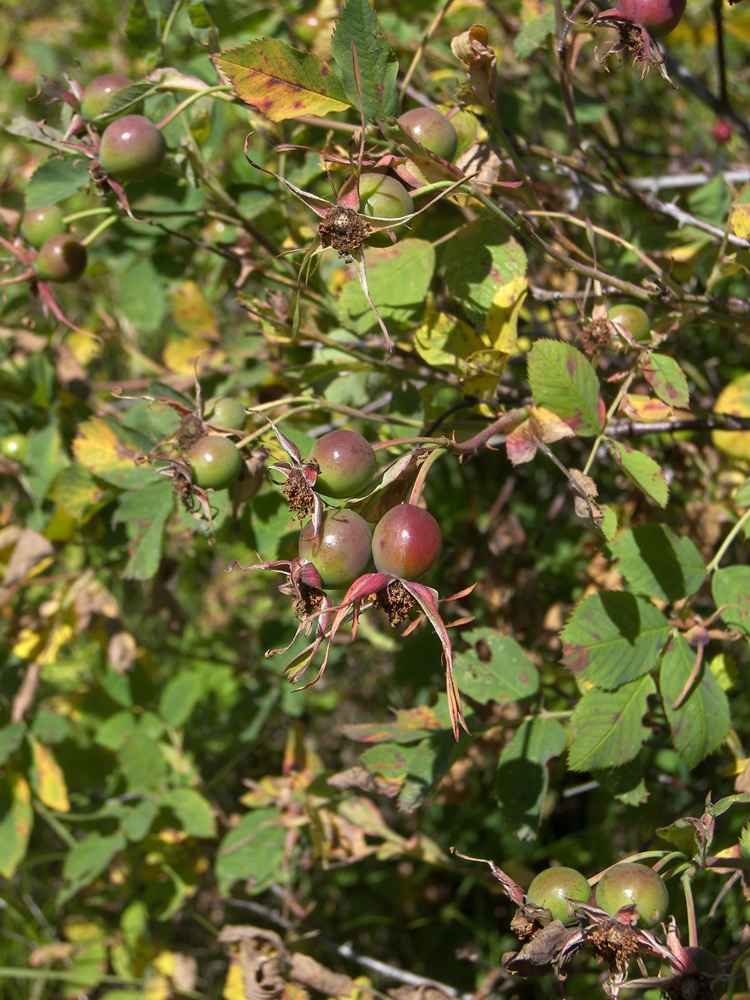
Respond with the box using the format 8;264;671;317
643;353;690;409
620;394;673;422
213;39;351;121
343;707;442;744
561;591;670;688
527;340;604;437
402;580;468;740
505;406;575;465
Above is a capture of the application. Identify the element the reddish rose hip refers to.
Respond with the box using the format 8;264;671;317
712;120;732;144
615;0;686;36
594;862;669;926
309;429;376;499
35;234;87;283
397;107;458;162
372;504;442;580
99;114;166;183
299;509;372;589
80;74;135;121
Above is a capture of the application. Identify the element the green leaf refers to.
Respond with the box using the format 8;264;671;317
331;0;399;121
561;592;670;688
453;628;539;705
26;424;70;503
514;6;556;59
734;478;750;507
359;730;460;812
188;1;214;29
117;730;169;792
593;761;649;806
527;340;603;437
90;83;152;123
159;672;202;728
338;239;435;333
660;635;731;768
712;566;750;635
162;788;216;838
59;831;127;904
606;439;669;507
112;480;174;581
121;798;158;841
125;0;158;51
610;523;706;602
215;807;287;894
26;157;91;210
0;723;26;767
119;259;169;334
0;772;33;878
442;219;527;329
643;353;690;409
494;718;567;839
213;39;350;121
568;675;657;771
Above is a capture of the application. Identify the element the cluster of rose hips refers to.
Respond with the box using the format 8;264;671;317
455;851;728;995
17;73;166;287
356;107;460;226
525;862;669;928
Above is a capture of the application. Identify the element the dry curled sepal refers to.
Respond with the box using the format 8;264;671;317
225;556;333;659
503;921;574;978
257;413;324;534
556;900;674;977
589;11;675;85
449;849;526;906
286;570;470;739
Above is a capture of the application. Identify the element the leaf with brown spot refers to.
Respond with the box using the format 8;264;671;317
213;39;351;121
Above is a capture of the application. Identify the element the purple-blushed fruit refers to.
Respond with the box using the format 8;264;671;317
187;436;242;490
80;74;135;121
99;115;166;184
608;303;651;342
299;509;373;588
372;504;442;580
616;0;685;36
526;867;591;925
21;204;65;248
0;433;28;462
397;107;458;162
309;429;376;499
712;120;731;144
358;173;414;221
594;863;669;927
35;234;87;283
208;397;246;430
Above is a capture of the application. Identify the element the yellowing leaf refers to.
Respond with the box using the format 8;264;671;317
0;773;32;878
413;311;484;368
725;9;750;43
483;273;527;352
461;347;510;398
620;394;673;422
12;623;74;665
171;280;219;337
31;738;70;812
162;337;224;375
65;331;102;365
144;972;171;1000
730;204;750;240
713;372;750;459
223;959;245;1000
